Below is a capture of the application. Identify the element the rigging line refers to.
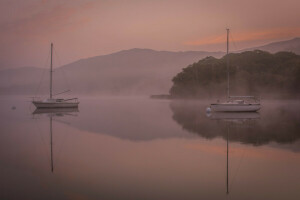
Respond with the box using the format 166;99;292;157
230;33;239;53
227;124;234;187
53;46;71;91
229;146;247;191
33;117;51;167
228;124;247;192
34;48;51;98
53;119;70;169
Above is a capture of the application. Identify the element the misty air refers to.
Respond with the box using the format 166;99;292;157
0;1;300;200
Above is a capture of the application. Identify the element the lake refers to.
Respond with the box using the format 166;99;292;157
0;96;300;200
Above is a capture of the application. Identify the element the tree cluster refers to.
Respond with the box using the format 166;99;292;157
170;50;300;98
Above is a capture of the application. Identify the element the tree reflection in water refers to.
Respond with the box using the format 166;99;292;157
170;100;300;146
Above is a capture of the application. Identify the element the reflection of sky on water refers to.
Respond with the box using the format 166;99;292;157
170;100;300;149
1;96;300;148
0;96;300;200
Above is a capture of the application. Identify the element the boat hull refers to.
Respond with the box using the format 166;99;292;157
33;107;79;114
210;103;261;112
32;101;79;108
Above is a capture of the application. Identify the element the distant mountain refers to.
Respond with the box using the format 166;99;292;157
0;49;224;95
1;37;299;96
241;37;300;54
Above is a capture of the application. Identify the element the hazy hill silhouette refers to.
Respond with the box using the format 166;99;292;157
241;37;300;54
0;37;299;95
0;49;223;95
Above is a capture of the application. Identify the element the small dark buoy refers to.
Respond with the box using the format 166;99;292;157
11;106;16;110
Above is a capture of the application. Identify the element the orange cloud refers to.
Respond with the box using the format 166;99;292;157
184;27;300;46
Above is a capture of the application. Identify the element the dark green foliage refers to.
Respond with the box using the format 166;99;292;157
170;50;300;98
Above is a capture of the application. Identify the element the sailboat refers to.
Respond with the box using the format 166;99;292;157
32;43;79;108
209;29;261;112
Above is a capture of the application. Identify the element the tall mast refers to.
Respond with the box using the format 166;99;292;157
226;29;229;99
50;43;53;99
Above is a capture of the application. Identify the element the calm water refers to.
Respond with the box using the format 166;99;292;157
0;96;300;200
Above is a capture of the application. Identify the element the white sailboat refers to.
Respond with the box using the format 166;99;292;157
32;43;79;108
209;29;261;112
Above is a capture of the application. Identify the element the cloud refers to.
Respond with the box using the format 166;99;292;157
0;0;95;43
184;27;300;46
0;0;96;68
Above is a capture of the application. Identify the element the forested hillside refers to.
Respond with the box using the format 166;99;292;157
170;50;300;98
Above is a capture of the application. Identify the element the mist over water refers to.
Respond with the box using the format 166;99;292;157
1;0;300;199
0;95;299;200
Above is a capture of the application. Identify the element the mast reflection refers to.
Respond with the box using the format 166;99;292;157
170;101;300;145
32;108;79;172
207;112;260;194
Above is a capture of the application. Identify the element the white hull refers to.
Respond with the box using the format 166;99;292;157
33;101;79;108
33;107;79;114
210;103;260;112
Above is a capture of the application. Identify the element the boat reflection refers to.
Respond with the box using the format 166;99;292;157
170;101;300;146
32;108;79;172
207;112;260;195
207;111;260;121
33;108;79;116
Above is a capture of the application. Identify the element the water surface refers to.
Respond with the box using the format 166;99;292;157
0;96;299;200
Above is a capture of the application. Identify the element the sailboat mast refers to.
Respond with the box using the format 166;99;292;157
226;29;230;99
50;43;53;99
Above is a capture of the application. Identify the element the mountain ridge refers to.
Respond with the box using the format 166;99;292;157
0;49;224;95
1;37;299;95
240;37;300;54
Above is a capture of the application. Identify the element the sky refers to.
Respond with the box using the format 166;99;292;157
0;0;299;69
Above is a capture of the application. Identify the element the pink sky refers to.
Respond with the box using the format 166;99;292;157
0;0;299;68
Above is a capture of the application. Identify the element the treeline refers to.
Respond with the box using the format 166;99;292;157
170;50;300;98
